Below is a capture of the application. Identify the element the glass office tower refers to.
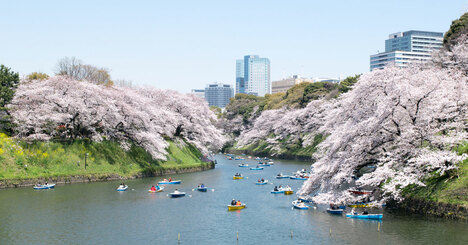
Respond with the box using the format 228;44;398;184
235;55;270;96
370;30;443;71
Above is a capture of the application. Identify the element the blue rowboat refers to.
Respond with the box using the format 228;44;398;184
276;175;289;179
33;184;55;190
250;167;264;170
238;164;249;167
256;180;268;185
292;201;309;210
346;213;383;220
260;163;271;167
290;176;307;180
326;208;344;215
158;180;181;185
271;190;284;194
116;185;128;191
169;191;186;198
298;197;314;203
197;187;208;192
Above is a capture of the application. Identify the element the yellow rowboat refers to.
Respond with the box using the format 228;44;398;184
284;190;294;195
348;203;373;208
233;176;244;180
228;204;246;211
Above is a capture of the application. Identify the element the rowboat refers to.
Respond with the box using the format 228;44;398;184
238;164;249;167
197;186;208;192
292;200;309;210
117;185;128;191
326;208;344;215
33;184;56;190
158;180;181;185
255;180;268;185
348;189;372;195
346;213;383;220
298;196;314;203
169;190;186;198
250;167;264;170
290;176;307;180
284;190;294;195
228;204;246;211
348;202;373;208
260;163;271;166
276;174;290;179
148;186;164;193
233;176;244;180
271;190;284;194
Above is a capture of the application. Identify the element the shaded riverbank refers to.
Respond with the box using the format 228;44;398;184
388;197;468;221
0;162;214;189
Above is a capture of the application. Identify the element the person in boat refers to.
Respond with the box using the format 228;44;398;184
236;200;241;206
362;209;369;215
231;199;236;205
274;186;278;191
151;185;156;191
201;184;204;188
169;177;172;182
261;178;264;182
279;185;282;189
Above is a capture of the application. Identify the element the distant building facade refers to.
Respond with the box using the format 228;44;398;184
370;30;443;71
204;83;234;108
190;89;205;99
272;75;313;94
236;55;270;97
235;59;245;94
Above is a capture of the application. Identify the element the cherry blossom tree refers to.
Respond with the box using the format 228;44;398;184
299;38;468;203
9;76;224;160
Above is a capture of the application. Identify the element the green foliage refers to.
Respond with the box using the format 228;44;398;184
26;72;49;81
225;93;266;120
263;92;286;110
444;12;468;50
0;133;206;180
301;82;339;106
402;141;468;207
338;74;361;93
209;106;222;118
0;65;19;109
0;65;19;135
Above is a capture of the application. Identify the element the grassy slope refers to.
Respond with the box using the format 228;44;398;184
0;133;208;180
232;134;325;159
403;142;468;207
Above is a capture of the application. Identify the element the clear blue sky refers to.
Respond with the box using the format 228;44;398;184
1;0;467;93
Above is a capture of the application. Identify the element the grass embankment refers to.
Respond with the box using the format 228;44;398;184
402;142;468;207
229;134;325;160
0;133;209;180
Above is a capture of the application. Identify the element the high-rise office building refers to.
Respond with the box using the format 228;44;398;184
204;83;234;108
236;55;270;97
370;30;443;71
235;59;245;94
